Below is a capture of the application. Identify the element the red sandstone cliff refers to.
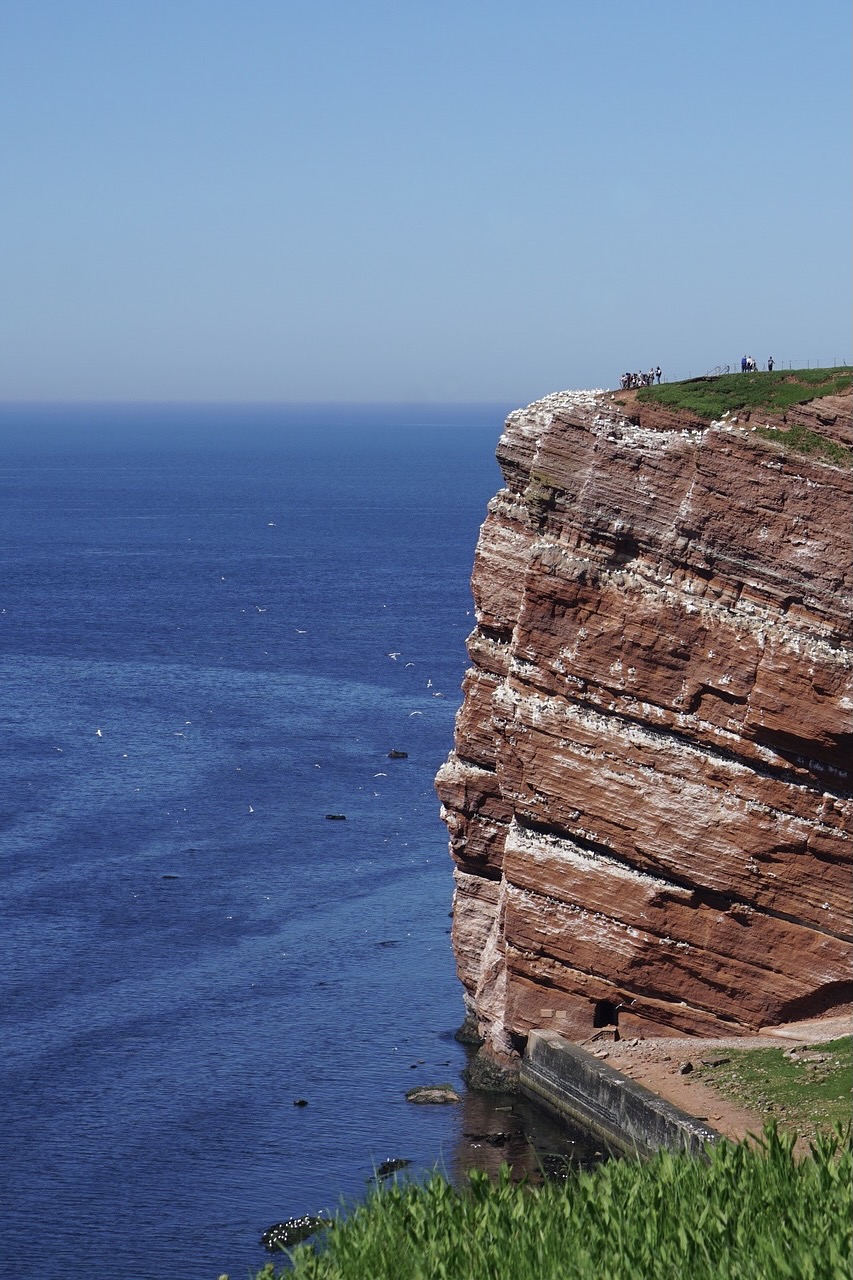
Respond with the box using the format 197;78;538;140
436;387;852;1066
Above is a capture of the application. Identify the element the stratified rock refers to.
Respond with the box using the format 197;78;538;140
436;387;852;1066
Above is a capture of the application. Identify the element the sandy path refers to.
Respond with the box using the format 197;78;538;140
581;1014;851;1149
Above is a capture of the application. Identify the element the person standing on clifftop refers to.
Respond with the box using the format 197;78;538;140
655;366;662;383
741;355;747;372
768;356;774;371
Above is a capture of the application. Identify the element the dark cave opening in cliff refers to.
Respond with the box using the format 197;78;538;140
593;1000;620;1029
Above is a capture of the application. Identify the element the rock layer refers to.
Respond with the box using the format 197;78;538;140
436;388;852;1064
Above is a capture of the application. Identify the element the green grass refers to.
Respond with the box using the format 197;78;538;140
247;1125;851;1280
695;1037;852;1143
633;366;852;422
752;423;852;467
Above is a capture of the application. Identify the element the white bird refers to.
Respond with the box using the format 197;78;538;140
295;628;307;634
248;805;255;814
373;772;387;777
405;662;415;668
255;606;267;612
387;652;400;660
409;711;423;716
95;728;102;737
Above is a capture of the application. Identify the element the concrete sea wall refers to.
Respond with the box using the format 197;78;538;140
520;1030;721;1156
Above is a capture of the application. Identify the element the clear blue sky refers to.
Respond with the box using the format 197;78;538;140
1;0;850;403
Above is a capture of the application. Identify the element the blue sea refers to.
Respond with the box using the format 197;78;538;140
0;405;599;1280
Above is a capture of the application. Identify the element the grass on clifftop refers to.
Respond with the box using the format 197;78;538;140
249;1125;851;1280
635;366;852;421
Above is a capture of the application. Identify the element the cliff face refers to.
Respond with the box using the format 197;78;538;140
436;388;852;1062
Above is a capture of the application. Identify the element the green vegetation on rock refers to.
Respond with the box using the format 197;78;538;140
751;423;852;467
696;1037;852;1144
634;366;852;422
249;1125;851;1280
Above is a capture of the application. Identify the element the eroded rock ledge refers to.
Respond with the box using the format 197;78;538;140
436;388;852;1069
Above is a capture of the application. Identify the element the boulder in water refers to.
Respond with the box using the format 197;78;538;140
261;1215;329;1251
405;1084;461;1104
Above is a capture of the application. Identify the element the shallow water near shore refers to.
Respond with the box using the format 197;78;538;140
0;404;605;1280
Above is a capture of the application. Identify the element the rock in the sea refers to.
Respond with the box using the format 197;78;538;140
261;1215;328;1250
405;1084;461;1104
387;749;409;759
374;1157;413;1179
462;1051;519;1094
463;1129;510;1146
454;1011;484;1045
436;386;853;1064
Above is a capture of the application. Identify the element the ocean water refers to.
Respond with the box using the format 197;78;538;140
0;405;600;1280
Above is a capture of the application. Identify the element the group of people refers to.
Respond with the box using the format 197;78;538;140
620;366;662;389
618;358;775;388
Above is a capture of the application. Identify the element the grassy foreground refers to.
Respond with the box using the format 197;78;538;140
248;1125;851;1280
